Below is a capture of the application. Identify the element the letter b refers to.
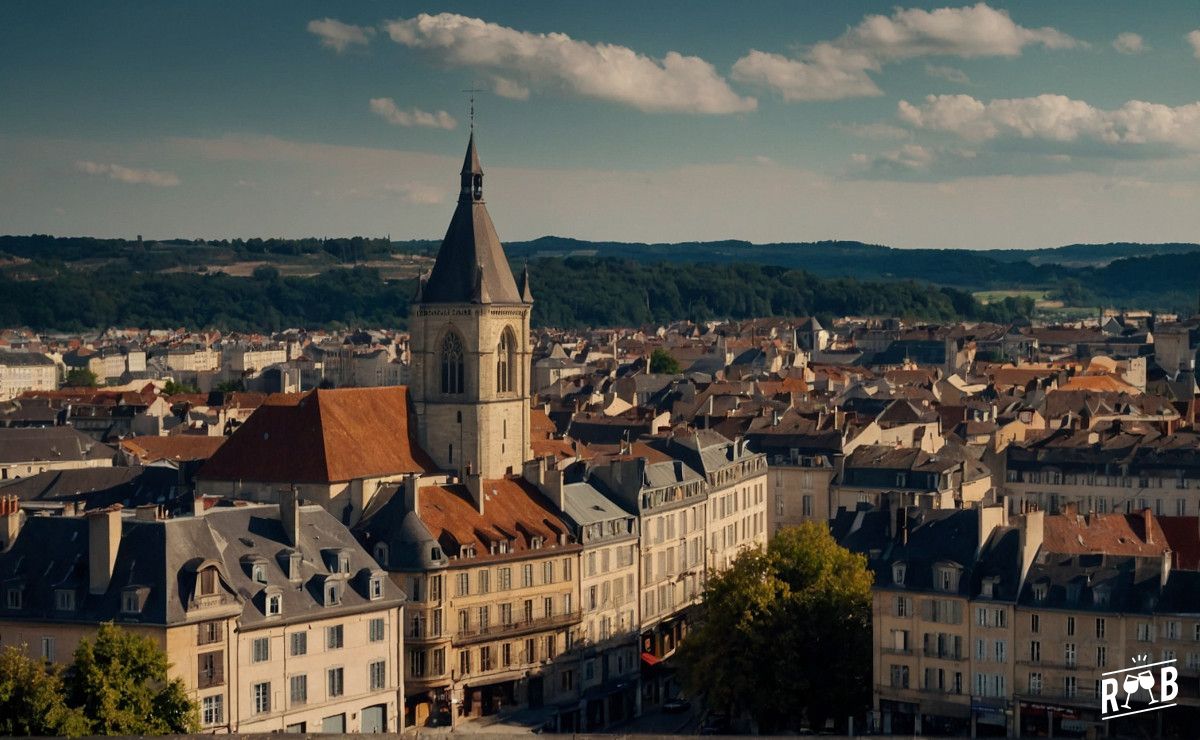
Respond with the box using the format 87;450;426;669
1160;666;1179;703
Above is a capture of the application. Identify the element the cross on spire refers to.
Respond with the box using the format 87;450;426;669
462;86;484;132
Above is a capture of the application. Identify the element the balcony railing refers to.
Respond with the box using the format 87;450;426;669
922;648;966;661
452;610;583;646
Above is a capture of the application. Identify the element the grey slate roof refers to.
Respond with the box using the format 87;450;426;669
0;503;403;628
0;427;116;465
420;134;525;305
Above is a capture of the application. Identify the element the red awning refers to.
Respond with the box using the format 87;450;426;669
640;651;662;667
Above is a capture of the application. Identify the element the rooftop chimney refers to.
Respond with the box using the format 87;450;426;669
402;472;422;513
88;506;122;595
1143;507;1154;545
280;486;301;546
465;467;484;515
0;496;25;552
135;504;167;522
1018;509;1045;592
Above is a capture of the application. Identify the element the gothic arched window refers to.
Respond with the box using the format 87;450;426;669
496;328;515;393
440;332;465;394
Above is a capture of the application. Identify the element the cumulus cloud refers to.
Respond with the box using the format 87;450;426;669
852;144;937;172
307;18;374;53
733;3;1078;101
75;160;180;187
1112;32;1147;55
491;76;531;101
898;93;1200;150
1188;30;1200;59
925;64;970;84
382;13;755;114
369;98;457;130
834;121;914;140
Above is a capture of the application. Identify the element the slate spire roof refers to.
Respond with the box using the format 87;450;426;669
421;133;526;305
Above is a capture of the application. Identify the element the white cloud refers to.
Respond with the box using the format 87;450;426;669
383;13;755;114
1188;30;1200;59
852;144;937;171
925;64;970;84
491;76;531;101
369;98;457;130
1112;32;1147;55
898;93;1200;150
386;183;445;205
733;3;1078;102
307;18;374;53
75;160;180;187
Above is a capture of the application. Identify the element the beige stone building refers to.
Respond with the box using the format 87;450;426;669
407;133;533;481
0;350;57;401
0;495;406;733
355;475;583;730
0;426;114;481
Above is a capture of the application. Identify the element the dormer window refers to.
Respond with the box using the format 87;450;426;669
373;542;389;566
369;576;384;601
324;581;341;606
531;536;544;550
1033;582;1048;602
55;589;76;612
199;567;218;596
1094;585;1111;607
981;578;995;599
893;563;906;586
338;552;350;574
935;564;960;593
431;546;442;561
267;592;282;617
6;587;23;609
252;563;267;584
121;586;147;615
461;545;476;559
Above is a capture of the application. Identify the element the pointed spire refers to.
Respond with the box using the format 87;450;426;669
518;260;534;304
461;132;483;176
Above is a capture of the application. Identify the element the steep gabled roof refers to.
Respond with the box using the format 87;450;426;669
198;387;436;484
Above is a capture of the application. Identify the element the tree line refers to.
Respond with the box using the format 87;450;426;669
0;256;1035;332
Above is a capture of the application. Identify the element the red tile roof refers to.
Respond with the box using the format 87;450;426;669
198;387;436;484
418;477;574;558
1041;509;1169;557
120;435;226;463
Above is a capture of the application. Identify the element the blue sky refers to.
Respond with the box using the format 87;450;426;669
2;1;1200;248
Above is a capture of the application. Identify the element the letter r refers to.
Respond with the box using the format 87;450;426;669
1101;678;1120;714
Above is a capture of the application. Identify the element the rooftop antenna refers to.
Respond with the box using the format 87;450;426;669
462;85;484;133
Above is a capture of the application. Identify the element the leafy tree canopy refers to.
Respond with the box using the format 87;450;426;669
649;348;682;374
66;623;198;735
0;646;90;737
679;523;874;733
64;368;99;387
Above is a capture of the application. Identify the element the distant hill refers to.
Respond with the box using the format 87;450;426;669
2;233;1198;328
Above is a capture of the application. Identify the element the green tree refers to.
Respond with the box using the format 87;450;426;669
162;379;200;395
0;646;89;737
679;523;873;733
214;379;245;393
66;623;199;735
649;348;681;374
64;368;99;387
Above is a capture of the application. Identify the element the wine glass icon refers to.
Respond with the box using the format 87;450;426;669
1122;673;1141;709
1138;669;1158;704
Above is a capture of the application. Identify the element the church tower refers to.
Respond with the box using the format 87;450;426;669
409;133;533;479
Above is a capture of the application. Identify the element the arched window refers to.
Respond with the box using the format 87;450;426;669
440;332;464;394
496;328;515;393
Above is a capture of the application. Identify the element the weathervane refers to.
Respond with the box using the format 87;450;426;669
462;85;484;132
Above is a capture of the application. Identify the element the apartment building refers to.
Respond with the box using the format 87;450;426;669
589;453;707;706
0;494;406;733
355;474;583;730
0;350;57;401
835;444;993;513
1004;426;1200;517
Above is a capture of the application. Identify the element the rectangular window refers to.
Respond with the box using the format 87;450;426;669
327;667;344;698
369;660;386;691
525;638;536;663
198;620;224;645
433;647;445;675
522;564;534;588
253;682;271;714
480;646;493;672
369;617;385;642
202;694;224;726
499;568;512;591
1065;643;1077;667
478;569;490;594
252;637;270;663
1030;613;1040;634
290;674;308;705
291;631;307;656
326;625;344;650
1030;641;1041;663
1097;645;1107;668
409;649;426;678
502;642;512;667
1029;672;1042;695
460;649;471;676
543;561;555;584
1096;618;1106;639
1067;616;1075;636
198;650;224;688
456;573;470;596
563;558;572;580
